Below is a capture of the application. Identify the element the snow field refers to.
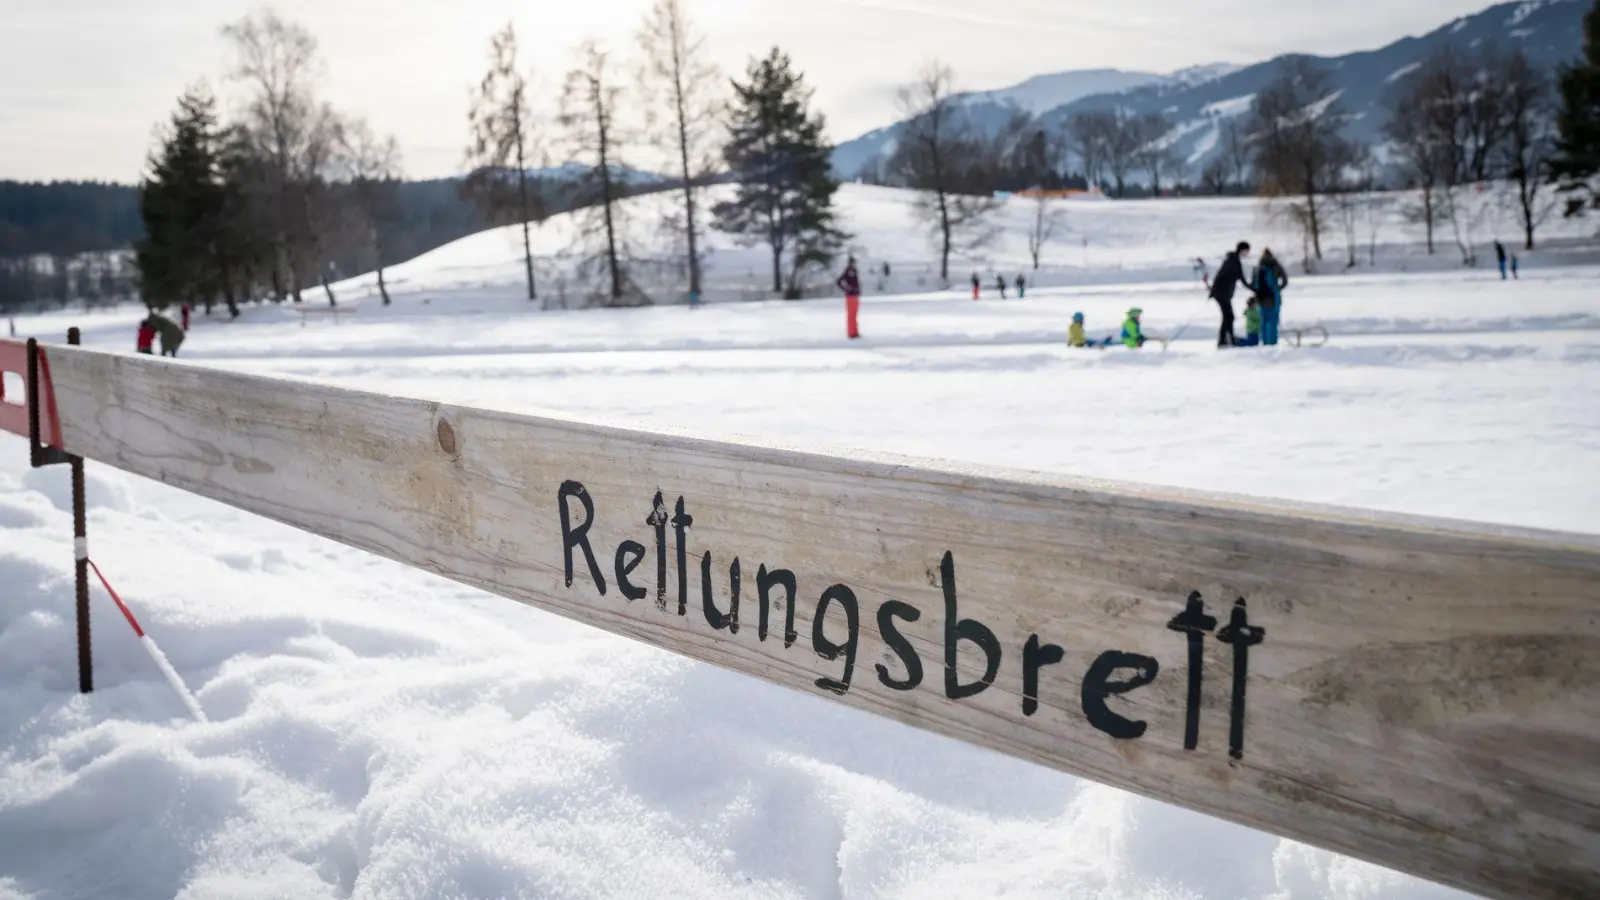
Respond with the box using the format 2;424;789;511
2;186;1597;899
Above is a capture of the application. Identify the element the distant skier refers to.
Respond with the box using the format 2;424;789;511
1251;247;1288;346
688;288;701;309
181;303;191;331
971;272;981;300
1495;240;1508;280
1238;297;1262;346
1122;307;1148;349
996;274;1008;299
1209;241;1254;347
1016;274;1026;299
1511;255;1520;280
882;261;891;279
837;257;862;340
136;316;157;355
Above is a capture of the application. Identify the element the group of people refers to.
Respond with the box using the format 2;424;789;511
834;243;1296;348
136;303;189;356
971;272;1026;300
1208;241;1288;348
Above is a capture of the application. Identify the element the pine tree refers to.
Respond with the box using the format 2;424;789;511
1551;0;1600;216
137;87;226;313
714;49;844;299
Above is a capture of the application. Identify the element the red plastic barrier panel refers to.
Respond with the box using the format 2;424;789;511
0;339;61;446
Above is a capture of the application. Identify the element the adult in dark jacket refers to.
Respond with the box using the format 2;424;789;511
836;257;862;339
1495;240;1508;280
1209;241;1255;347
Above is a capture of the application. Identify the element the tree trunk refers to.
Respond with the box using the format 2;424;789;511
1306;191;1323;260
321;269;337;306
1518;168;1537;251
937;188;952;283
516;132;538;302
377;264;391;306
1423;188;1436;255
673;66;700;297
597;104;623;304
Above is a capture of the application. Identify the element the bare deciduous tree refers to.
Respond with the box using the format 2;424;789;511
1026;195;1067;269
1247;58;1358;261
339;118;402;305
637;0;721;301
886;62;1001;284
466;23;542;302
1066;112;1106;189
1135;113;1178;194
561;40;635;306
221;9;329;304
1500;48;1557;250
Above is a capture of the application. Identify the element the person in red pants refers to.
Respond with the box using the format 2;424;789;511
836;257;862;339
181;303;191;331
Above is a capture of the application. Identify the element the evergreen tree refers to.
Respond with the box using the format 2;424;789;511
137;88;226;313
713;48;844;299
1551;0;1600;216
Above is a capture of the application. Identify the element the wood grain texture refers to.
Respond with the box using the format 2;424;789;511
43;345;1600;899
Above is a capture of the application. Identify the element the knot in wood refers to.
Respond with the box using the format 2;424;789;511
436;419;458;457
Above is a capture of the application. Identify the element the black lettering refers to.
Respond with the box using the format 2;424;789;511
614;541;647;601
1216;598;1265;760
813;585;859;694
1081;651;1160;740
756;565;796;645
1022;634;1065;717
558;480;605;595
671;496;693;616
1166;591;1217;751
646;492;669;611
701;553;740;633
941;551;1001;700
875;600;923;691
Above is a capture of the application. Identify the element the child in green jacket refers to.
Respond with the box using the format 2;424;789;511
1239;298;1261;347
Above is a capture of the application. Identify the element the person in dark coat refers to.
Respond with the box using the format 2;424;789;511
996;274;1008;299
1495;240;1508;280
971;272;981;300
836;257;862;339
153;313;185;357
1016;273;1026;299
1209;241;1255;347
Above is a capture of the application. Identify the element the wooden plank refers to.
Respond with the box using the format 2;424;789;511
41;345;1600;899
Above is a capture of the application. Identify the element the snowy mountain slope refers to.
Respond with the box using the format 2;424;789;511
964;68;1167;114
831;0;1588;182
830;64;1236;180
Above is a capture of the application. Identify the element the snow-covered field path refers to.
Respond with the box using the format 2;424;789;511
2;264;1596;899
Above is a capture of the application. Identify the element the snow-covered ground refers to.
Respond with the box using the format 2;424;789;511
2;189;1598;899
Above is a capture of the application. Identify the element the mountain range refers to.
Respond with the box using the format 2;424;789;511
829;0;1590;182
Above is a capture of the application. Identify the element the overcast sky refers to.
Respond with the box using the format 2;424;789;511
2;0;1494;183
